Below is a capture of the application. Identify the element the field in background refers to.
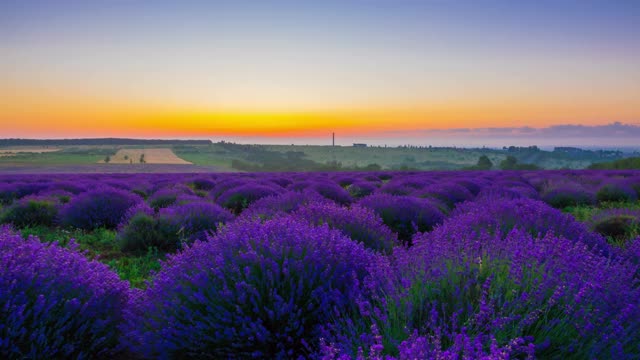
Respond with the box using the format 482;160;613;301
100;148;192;164
1;140;635;172
0;146;62;157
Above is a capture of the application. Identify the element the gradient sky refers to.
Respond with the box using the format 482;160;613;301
1;0;639;142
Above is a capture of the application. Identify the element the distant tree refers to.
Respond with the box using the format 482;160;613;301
499;155;541;170
139;154;146;164
500;156;518;170
476;155;493;170
124;155;129;160
104;155;111;163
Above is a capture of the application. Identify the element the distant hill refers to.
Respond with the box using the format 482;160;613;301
0;138;212;146
589;157;640;169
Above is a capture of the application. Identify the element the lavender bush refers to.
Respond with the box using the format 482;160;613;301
216;183;280;214
293;203;397;254
0;197;58;227
541;184;596;208
589;208;640;243
358;194;444;244
126;217;385;359
0;227;130;359
58;188;142;230
596;182;638;203
241;190;331;220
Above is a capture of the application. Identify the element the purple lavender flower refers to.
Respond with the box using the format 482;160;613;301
0;226;131;359
596;181;638;203
59;187;142;230
448;197;612;257
126;217;385;358
358;194;444;245
241;190;332;220
158;201;235;242
293;202;397;254
418;183;474;209
216;183;280;213
541;183;596;208
347;181;377;199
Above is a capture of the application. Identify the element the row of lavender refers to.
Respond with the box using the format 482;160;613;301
1;170;640;359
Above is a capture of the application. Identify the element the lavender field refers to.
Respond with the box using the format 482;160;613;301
1;170;640;359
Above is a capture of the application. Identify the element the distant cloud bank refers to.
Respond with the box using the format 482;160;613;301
405;122;640;139
348;122;640;148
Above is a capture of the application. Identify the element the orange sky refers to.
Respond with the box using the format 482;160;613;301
2;1;639;139
2;88;638;138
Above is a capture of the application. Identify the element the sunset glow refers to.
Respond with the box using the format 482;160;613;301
1;1;639;140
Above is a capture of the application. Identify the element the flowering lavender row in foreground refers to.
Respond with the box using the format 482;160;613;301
1;170;639;359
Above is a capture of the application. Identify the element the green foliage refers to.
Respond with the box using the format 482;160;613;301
117;214;178;254
476;155;493;169
591;216;639;244
19;226;117;255
596;183;638;203
19;225;162;287
343;259;570;357
499;156;541;170
132;189;148;199
105;247;162;288
464;155;493;170
589;157;640;169
499;156;518;169
1;200;58;227
149;194;177;211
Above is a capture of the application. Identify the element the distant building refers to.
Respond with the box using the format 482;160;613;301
353;143;367;148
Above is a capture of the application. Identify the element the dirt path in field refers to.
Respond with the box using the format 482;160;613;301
101;148;192;164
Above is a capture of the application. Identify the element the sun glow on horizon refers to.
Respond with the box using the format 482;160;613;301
1;1;639;139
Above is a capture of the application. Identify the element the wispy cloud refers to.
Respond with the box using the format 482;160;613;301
394;122;640;139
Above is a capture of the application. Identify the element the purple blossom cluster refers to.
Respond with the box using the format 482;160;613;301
0;226;130;359
158;200;235;240
125;217;387;358
292;202;398;254
358;193;445;244
59;187;143;230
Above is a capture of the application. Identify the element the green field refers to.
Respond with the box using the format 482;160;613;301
0;142;631;171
